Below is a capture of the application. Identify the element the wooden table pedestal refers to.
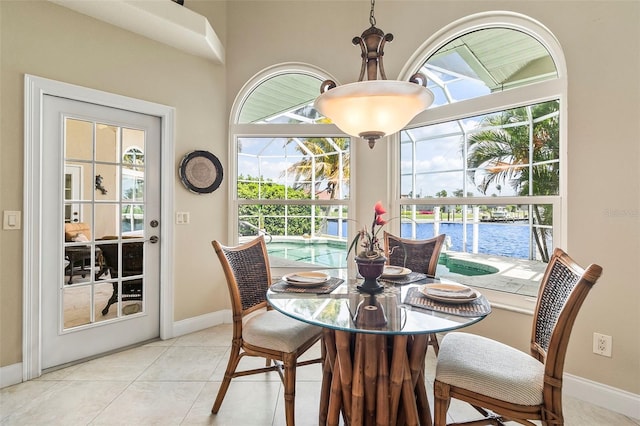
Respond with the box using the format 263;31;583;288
319;329;432;426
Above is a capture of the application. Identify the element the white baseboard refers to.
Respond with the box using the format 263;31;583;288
171;308;232;338
564;373;640;420
0;362;23;389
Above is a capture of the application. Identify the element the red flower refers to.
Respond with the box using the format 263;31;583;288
347;201;394;258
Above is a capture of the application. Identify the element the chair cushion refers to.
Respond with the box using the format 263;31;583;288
436;332;545;406
243;310;321;353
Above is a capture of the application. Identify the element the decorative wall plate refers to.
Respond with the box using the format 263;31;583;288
178;150;223;194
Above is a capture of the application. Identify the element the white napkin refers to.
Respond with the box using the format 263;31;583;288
425;285;475;299
285;272;328;283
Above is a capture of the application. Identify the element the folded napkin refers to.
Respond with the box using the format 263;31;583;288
423;285;475;299
378;272;427;285
270;277;344;294
285;273;328;284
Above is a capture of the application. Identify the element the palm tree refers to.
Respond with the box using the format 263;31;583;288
283;135;350;234
466;101;559;262
284;136;350;199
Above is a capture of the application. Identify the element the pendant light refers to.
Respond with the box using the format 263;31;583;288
314;0;434;149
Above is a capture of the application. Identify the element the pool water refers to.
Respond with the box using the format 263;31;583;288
266;240;497;276
267;240;349;269
438;253;498;276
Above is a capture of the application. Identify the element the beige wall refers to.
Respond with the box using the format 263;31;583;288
1;0;638;396
224;0;640;394
0;0;230;366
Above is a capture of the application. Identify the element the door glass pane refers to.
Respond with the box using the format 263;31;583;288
63;285;91;328
64;162;92;203
122;169;144;201
95;163;119;202
95;282;117;322
65;118;93;161
121;204;145;235
122;129;145;165
95;203;119;239
122;278;143;316
121;242;144;277
96;124;119;163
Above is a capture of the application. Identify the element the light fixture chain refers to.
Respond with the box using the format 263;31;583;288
369;0;376;27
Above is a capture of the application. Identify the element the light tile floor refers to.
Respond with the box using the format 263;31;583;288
1;324;638;425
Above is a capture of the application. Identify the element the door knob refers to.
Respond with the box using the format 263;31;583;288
150;235;159;244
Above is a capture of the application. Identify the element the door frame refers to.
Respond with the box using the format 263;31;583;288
23;74;175;380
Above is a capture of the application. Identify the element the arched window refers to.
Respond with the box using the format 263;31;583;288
396;13;566;297
123;146;144;166
230;65;352;268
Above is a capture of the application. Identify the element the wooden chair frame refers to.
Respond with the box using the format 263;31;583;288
433;248;603;425
212;236;323;425
384;232;446;354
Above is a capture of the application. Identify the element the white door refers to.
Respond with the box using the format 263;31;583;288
41;95;161;369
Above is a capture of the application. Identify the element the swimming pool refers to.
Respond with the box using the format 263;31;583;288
266;240;349;269
266;239;497;276
438;253;499;276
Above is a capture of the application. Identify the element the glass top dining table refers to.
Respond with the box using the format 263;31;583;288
266;271;489;336
266;270;491;426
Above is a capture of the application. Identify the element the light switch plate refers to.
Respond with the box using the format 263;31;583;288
176;212;190;224
3;211;22;230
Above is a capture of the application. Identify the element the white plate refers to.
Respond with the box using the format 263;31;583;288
282;271;330;287
419;283;479;304
381;266;412;278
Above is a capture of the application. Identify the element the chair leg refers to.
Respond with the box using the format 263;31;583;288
212;341;242;414
283;352;297;426
427;333;440;356
433;380;451;426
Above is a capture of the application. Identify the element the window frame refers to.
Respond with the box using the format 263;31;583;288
391;12;567;311
228;63;355;248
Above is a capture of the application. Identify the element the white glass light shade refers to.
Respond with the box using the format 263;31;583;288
314;80;434;140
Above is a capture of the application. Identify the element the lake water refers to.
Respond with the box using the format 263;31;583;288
404;222;531;259
327;220;533;259
267;221;535;269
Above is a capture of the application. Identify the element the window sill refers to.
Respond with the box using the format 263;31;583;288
437;251;546;315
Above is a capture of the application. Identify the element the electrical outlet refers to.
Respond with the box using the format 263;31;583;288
593;332;612;357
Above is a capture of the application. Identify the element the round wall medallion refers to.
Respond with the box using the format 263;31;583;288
178;150;224;194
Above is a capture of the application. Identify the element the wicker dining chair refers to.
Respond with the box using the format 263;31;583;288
211;236;323;426
384;231;446;354
433;248;603;426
